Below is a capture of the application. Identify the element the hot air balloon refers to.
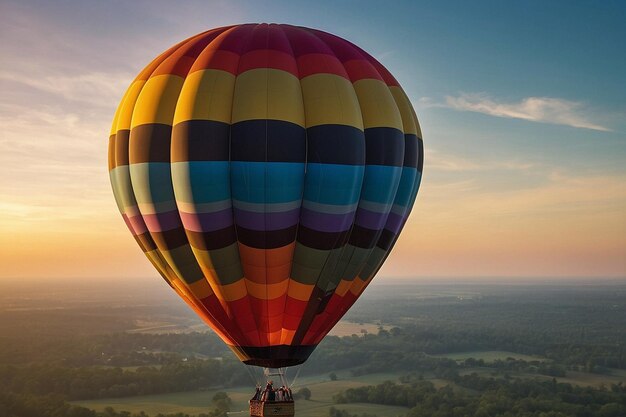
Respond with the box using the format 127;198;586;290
108;23;423;415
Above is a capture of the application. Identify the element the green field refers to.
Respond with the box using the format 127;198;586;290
75;372;409;417
75;357;625;416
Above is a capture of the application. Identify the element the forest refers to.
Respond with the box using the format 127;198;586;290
0;280;624;416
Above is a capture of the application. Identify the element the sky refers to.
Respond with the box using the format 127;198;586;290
1;0;625;281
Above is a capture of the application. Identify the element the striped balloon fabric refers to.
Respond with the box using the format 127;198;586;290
108;24;423;368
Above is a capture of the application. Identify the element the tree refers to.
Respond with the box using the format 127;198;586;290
211;392;231;412
295;387;311;400
329;372;338;381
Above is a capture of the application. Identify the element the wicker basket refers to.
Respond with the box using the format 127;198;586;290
249;400;295;417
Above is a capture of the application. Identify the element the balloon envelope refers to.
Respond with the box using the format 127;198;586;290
108;24;423;368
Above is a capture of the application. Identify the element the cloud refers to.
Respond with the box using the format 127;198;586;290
0;70;131;107
427;148;534;172
430;93;611;132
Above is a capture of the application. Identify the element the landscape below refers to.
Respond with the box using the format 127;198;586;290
1;279;625;417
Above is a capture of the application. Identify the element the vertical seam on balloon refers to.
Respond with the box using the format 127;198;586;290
288;26;365;346
263;23;271;357
172;26;240;334
170;29;248;347
298;28;366;344
229;24;264;348
277;24;306;348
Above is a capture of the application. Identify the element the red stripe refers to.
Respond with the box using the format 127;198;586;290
297;53;348;79
249;295;288;319
363;55;400;86
238;49;298;76
190;49;240;75
228;297;260;335
343;59;384;82
151;29;227;78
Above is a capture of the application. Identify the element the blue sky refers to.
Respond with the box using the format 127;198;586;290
1;0;624;279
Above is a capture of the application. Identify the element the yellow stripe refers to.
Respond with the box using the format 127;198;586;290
389;86;419;136
131;74;184;128
173;69;236;125
353;79;403;130
287;280;314;301
349;277;368;296
114;80;146;132
246;279;289;299
221;279;248;301
186;277;214;299
232;68;305;126
334;279;353;297
300;73;363;129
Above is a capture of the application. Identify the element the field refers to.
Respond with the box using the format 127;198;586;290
74;359;626;416
75;371;409;417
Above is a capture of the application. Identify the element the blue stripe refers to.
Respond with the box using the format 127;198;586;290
393;167;418;207
303;163;365;206
231;161;305;204
359;165;403;205
129;162;173;204
172;161;231;203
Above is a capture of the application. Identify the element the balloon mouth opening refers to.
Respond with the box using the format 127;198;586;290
228;344;317;368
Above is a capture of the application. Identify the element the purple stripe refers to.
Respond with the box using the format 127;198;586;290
142;210;182;232
233;208;300;231
300;207;355;233
122;214;147;235
180;209;233;232
354;208;389;230
385;211;407;234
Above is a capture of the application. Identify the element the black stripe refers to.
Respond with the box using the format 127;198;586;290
403;134;418;168
235;225;298;249
135;233;157;252
296;225;351;250
307;124;365;165
349;224;382;249
417;137;424;172
228;344;318;368
364;127;404;166
151;228;189;250
376;228;396;251
231;120;306;162
187;226;237;250
172;120;230;162
129;124;172;163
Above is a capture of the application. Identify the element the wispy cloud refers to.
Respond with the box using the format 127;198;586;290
0;71;131;107
422;93;611;132
427;148;534;172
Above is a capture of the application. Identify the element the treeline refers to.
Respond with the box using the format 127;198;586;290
2;329;622;402
0;332;230;367
0;359;249;400
344;286;626;370
0;392;227;417
307;329;624;377
334;378;626;417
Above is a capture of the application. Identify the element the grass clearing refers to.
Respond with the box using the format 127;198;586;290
75;372;408;417
74;365;625;415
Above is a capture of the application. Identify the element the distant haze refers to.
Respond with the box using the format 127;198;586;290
1;0;624;281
